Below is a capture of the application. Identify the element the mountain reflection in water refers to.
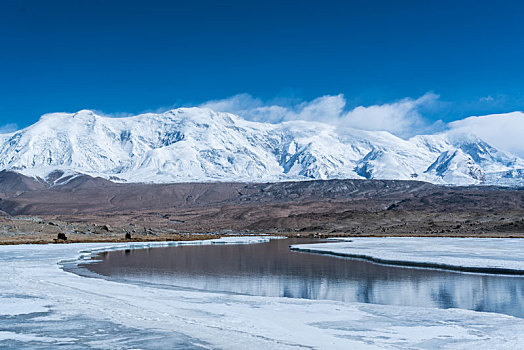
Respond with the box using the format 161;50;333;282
83;238;524;318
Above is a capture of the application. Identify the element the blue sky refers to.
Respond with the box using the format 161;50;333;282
1;0;524;131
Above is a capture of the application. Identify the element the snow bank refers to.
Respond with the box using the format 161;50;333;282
2;237;524;349
291;237;524;273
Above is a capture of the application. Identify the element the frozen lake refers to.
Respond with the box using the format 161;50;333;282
4;237;524;349
81;238;524;318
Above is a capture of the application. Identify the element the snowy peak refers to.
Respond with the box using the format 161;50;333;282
0;108;523;186
425;150;485;184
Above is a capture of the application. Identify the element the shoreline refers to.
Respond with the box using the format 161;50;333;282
0;233;224;245
2;231;524;245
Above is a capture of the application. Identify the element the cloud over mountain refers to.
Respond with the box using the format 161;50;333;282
447;112;524;158
200;93;440;138
201;93;524;157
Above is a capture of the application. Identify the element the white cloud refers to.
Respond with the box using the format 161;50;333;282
447;112;524;157
200;93;263;114
0;123;18;134
479;95;495;103
199;92;439;138
200;93;346;124
340;93;439;137
288;95;346;123
91;110;134;118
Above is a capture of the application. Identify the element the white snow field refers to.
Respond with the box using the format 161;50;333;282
291;237;524;273
2;237;524;349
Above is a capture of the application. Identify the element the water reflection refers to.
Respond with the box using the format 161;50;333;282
84;238;524;318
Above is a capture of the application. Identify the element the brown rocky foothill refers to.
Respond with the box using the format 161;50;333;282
0;171;523;244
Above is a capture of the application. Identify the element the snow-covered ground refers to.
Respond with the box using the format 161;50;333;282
2;237;524;349
291;237;524;273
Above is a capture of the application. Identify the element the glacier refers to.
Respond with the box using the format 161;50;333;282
4;237;524;349
0;108;523;185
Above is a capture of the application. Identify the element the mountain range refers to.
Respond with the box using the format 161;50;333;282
0;108;523;186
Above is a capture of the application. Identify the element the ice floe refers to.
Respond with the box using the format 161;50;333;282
291;237;524;273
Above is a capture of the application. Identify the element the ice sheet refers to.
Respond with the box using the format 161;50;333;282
2;236;524;349
291;237;524;273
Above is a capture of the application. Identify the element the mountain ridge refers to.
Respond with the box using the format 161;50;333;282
0;108;523;186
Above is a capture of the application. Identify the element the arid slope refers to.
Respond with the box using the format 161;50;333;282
0;171;523;244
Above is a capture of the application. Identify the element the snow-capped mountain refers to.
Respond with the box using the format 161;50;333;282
0;108;523;186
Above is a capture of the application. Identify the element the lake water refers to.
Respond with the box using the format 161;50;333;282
81;238;524;318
